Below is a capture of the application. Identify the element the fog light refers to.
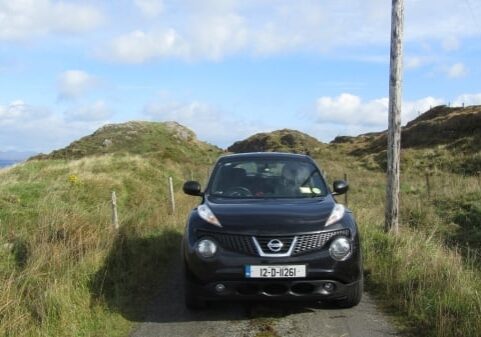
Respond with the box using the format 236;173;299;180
323;282;335;292
195;239;217;258
215;283;226;293
329;237;352;261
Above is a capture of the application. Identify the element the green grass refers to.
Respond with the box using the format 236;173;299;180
314;153;481;337
34;121;221;163
0;125;480;337
0;154;204;337
331;105;481;175
227;128;326;154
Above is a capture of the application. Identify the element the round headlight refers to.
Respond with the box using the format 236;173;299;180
329;237;352;261
196;239;217;258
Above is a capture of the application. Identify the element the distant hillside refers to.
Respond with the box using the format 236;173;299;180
334;105;480;153
228;129;325;154
332;105;481;174
31;121;222;164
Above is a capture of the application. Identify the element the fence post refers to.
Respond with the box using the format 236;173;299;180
425;172;431;199
344;173;348;207
168;176;176;214
111;191;119;230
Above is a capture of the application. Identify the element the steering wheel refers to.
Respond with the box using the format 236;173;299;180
225;186;253;197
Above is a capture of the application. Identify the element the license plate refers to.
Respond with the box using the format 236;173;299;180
245;265;306;278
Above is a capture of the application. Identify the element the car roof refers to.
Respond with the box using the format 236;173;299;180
217;152;312;162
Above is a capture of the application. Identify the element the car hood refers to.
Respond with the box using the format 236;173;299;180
204;196;335;234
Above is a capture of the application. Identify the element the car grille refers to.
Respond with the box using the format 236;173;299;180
292;229;350;255
197;229;351;257
197;230;257;256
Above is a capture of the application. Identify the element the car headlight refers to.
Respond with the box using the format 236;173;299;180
329;237;352;261
197;204;222;227
325;204;345;227
195;239;218;258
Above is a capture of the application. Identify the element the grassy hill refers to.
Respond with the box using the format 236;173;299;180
31;121;221;163
332;105;481;174
0;121;222;337
227;129;326;154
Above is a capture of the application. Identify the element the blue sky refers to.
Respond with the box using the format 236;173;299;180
1;0;480;152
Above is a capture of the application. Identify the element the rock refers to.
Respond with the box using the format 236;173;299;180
103;139;113;147
164;121;196;141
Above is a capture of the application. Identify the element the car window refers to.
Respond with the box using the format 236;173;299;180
209;159;327;198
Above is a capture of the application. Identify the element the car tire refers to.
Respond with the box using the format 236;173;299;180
183;264;206;310
334;276;363;308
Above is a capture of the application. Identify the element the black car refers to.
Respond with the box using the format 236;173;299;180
181;152;362;309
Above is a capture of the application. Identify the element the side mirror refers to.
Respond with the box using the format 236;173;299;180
183;181;203;196
332;180;349;195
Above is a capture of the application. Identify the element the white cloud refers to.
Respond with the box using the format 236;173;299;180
187;13;248;60
314;93;388;127
405;56;427;69
133;0;163;17
0;0;104;41
58;70;97;100
0;100;29;122
403;97;445;121
64;100;113;121
311;93;444;129
0;100;49;125
104;10;249;63
105;29;188;63
442;36;460;51
143;98;264;147
453;93;481;106
101;0;481;62
446;63;468;78
0;100;108;152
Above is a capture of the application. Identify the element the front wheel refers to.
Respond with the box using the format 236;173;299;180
333;277;363;308
183;265;206;310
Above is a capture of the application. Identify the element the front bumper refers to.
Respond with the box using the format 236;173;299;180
183;236;362;301
189;278;362;301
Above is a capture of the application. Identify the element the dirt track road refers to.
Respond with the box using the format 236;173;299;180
130;263;401;337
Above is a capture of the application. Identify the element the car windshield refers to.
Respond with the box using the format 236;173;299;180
209;158;327;198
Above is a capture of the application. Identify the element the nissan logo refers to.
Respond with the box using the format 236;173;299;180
267;239;283;252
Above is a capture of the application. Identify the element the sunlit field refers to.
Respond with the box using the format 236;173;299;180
0;148;480;337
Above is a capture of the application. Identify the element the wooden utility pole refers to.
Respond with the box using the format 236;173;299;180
385;0;404;234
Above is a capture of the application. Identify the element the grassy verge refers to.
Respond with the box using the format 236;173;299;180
0;155;201;337
318;155;481;337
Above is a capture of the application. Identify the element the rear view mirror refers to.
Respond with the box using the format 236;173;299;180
332;180;349;195
183;181;203;196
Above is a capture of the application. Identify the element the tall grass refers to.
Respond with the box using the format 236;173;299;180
0;150;480;337
318;155;481;337
0;155;203;337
